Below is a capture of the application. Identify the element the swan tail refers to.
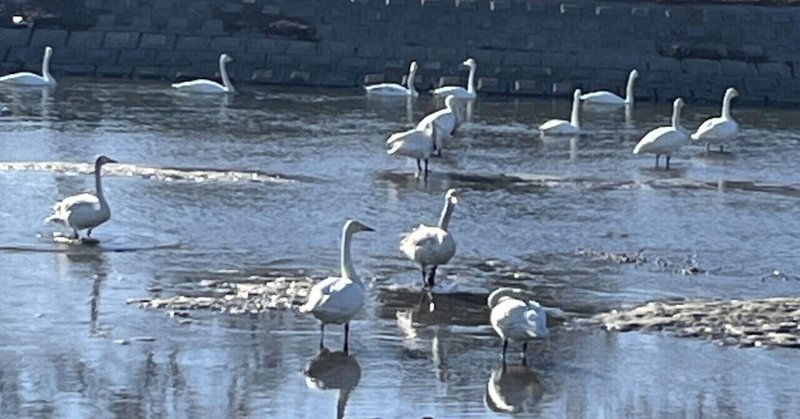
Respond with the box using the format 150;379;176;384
44;213;65;224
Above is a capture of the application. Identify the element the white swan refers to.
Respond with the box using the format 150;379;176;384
416;95;459;155
365;61;419;97
171;53;235;94
432;58;477;100
387;122;437;178
299;219;374;353
691;87;739;152
539;89;581;136
488;287;549;363
400;189;459;288
581;69;639;106
45;155;117;241
0;46;56;86
633;98;689;169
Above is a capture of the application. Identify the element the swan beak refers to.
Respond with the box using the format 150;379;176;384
363;225;375;232
107;158;119;164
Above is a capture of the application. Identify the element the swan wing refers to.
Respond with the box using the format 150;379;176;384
633;127;688;154
299;276;364;321
580;91;624;104
365;83;409;96
691;118;738;142
491;299;549;340
172;79;226;93
387;130;433;159
432;86;472;99
539;119;577;135
400;225;456;266
0;72;48;86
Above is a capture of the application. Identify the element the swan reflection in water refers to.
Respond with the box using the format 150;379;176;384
304;348;362;419
484;363;545;414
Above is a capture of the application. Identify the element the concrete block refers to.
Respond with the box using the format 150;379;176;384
133;66;170;79
0;29;29;46
129;16;152;31
201;19;225;35
560;3;580;16
288;70;311;84
318;73;355;87
522;66;553;77
103;32;141;49
526;35;548;51
682;59;721;75
363;74;384;84
631;7;649;18
504;51;535;66
262;5;281;15
757;62;791;79
156;51;192;66
319;41;350;57
95;14;117;29
166;18;189;33
96;65;132;77
247;38;282;54
85;49;118;65
438;76;463;87
68;31;104;49
251;68;282;83
6;47;44;64
514;79;544;95
741;44;765;60
646;56;682;73
422;61;443;72
176;36;210;51
383;59;406;71
477;77;505;94
118;49;157;65
210;37;247;53
540;52;575;68
551;82;576;96
285;40;316;56
30;29;69;48
341;57;370;71
57;64;95;76
720;60;753;77
140;34;175;50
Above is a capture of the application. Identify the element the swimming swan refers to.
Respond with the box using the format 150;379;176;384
45;155;117;241
581;69;639;106
365;61;419;97
171;53;235;94
539;89;581;136
416;95;459;155
387;122;438;178
488;287;549;363
299;219;374;353
633;98;689;169
400;189;459;288
0;46;56;86
691;87;739;152
432;58;477;100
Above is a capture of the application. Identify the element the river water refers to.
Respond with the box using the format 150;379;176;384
1;79;799;418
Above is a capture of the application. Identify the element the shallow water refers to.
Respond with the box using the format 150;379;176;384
1;79;799;418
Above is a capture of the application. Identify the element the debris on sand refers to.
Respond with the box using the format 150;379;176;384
594;297;800;349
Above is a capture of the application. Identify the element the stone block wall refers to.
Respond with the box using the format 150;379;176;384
1;0;799;105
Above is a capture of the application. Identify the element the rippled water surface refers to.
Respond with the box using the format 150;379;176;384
1;79;800;418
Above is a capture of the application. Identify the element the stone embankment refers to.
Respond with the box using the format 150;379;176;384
2;0;800;104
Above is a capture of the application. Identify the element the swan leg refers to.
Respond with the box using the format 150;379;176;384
343;323;350;354
319;324;325;350
423;159;429;179
706;143;710;152
502;339;508;363
87;228;93;238
72;229;80;240
719;145;724;153
420;266;428;287
426;266;437;288
666;155;671;170
521;342;528;365
415;159;422;177
655;154;660;168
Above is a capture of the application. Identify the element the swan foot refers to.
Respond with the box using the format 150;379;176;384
521;342;528;365
72;229;80;240
426;266;437;288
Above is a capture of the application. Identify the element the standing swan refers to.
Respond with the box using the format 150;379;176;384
171;53;235;94
387;122;438;178
0;46;56;86
488;287;549;363
400;189;459;288
432;58;477;100
45;155;118;241
539;89;581;136
581;69;639;105
691;87;739;152
299;219;374;354
365;61;419;97
633;98;689;169
416;95;459;155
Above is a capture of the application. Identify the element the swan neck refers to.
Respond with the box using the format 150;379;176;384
625;74;635;104
467;65;476;94
722;94;732;119
220;58;234;93
42;51;54;83
437;199;456;230
407;70;417;95
672;105;681;129
570;95;580;129
340;229;360;283
94;162;107;208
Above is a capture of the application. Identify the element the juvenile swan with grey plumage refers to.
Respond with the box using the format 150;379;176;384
400;189;459;288
299;219;374;354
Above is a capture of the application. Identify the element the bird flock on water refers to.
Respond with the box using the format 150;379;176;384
1;47;745;364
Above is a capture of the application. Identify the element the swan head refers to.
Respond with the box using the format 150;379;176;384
220;54;234;63
344;219;374;234
44;46;53;57
630;69;639;79
445;188;459;206
462;58;476;68
95;155;118;166
488;287;529;309
726;87;739;98
673;97;685;110
573;89;582;100
444;94;457;109
409;61;418;73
